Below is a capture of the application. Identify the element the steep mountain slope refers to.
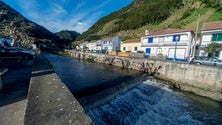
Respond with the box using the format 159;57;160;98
55;30;80;44
77;0;222;41
0;1;65;49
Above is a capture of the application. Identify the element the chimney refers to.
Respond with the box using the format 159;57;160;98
145;29;149;35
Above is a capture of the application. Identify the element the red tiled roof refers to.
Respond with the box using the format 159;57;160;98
122;39;140;44
147;28;194;36
202;20;222;31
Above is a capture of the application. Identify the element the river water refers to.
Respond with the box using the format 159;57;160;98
44;53;222;125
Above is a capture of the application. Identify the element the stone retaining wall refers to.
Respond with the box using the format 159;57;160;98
67;50;222;102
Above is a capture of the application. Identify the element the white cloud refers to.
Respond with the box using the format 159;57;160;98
75;0;87;11
49;3;67;18
16;0;41;20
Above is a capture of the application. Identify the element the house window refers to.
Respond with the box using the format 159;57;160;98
104;41;108;44
123;47;126;51
212;33;222;42
148;37;153;43
159;37;164;43
134;47;138;51
146;48;151;54
173;35;180;42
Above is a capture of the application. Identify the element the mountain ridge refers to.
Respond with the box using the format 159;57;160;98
55;30;80;44
0;1;67;49
77;0;222;41
1;0;221;48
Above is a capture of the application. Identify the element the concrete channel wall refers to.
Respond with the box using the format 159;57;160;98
25;54;92;125
67;50;222;102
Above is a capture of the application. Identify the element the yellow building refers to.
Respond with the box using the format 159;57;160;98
121;39;142;52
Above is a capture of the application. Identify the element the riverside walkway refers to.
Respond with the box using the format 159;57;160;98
0;54;92;125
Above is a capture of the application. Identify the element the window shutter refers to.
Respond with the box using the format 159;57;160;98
212;33;222;42
148;37;153;43
146;48;151;54
134;47;138;51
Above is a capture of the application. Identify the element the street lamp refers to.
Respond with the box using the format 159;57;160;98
173;35;179;62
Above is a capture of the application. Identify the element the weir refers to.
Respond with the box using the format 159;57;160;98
78;74;149;110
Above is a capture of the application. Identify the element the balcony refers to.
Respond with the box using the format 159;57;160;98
141;40;189;47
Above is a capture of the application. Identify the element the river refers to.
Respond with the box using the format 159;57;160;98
44;53;222;125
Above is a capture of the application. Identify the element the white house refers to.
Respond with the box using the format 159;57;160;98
86;40;97;52
95;40;102;53
79;41;88;51
85;40;103;53
199;20;222;59
101;37;121;52
121;39;142;52
141;28;195;62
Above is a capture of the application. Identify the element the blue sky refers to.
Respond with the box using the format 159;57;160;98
2;0;133;33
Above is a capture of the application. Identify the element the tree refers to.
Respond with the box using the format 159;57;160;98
71;42;79;49
83;46;89;52
205;43;222;57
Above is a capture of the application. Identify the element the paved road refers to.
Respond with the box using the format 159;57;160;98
0;60;33;125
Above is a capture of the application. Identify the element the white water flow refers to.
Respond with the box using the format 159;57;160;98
44;53;222;125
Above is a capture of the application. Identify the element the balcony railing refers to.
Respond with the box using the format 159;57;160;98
200;41;222;48
141;40;189;47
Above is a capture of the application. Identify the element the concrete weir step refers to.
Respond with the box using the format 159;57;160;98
24;54;92;125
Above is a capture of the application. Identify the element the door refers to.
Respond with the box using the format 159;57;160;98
146;48;151;54
157;48;162;55
168;48;186;59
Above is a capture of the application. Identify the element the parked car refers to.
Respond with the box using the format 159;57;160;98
0;47;34;63
190;56;222;67
13;47;35;55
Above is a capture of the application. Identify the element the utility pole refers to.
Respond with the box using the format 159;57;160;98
192;14;200;57
173;35;179;62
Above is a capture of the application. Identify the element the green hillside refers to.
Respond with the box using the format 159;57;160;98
77;0;222;41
